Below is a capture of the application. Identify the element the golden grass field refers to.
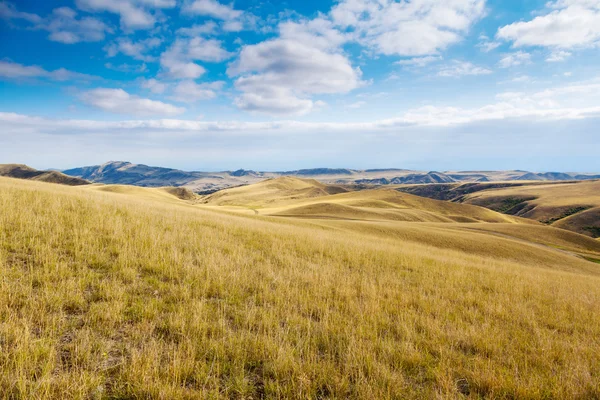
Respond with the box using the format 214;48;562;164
1;176;600;399
460;180;600;238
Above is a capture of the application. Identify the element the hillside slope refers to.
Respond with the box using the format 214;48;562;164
203;177;527;224
0;164;89;186
201;177;349;207
460;181;600;237
2;177;600;399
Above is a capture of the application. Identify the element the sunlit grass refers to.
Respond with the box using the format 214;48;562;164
1;177;600;399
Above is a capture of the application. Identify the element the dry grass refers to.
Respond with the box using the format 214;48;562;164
462;180;600;237
203;177;526;225
1;177;600;399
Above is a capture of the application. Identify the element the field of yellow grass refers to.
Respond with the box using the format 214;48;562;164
2;176;600;399
461;180;600;238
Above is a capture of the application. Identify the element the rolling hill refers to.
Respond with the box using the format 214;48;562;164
202;177;527;224
458;180;600;238
2;176;600;399
0;164;89;186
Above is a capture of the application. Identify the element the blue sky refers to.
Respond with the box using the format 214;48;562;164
1;0;599;171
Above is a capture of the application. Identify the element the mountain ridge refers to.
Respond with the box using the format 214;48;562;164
61;161;600;194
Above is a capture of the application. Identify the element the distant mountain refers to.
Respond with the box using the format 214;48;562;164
63;161;206;187
229;169;262;177
514;172;592;181
0;164;89;186
60;161;600;194
286;168;355;176
357;172;455;185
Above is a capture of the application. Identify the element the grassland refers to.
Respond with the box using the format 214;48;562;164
1;176;600;399
460;180;600;238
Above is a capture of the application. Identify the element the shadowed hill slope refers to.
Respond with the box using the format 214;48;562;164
0;164;89;186
460;180;600;238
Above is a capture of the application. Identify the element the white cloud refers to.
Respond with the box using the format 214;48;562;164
0;1;42;23
181;0;242;20
278;18;349;51
396;55;442;67
181;0;254;31
43;7;110;44
160;37;232;79
477;36;501;52
499;51;532;68
228;37;363;115
140;78;168;94
80;88;185;116
497;0;600;49
546;50;572;62
75;0;176;29
170;80;224;102
0;60;95;81
1;3;111;44
105;62;147;73
176;21;218;36
330;0;486;56
4;80;600;137
437;60;492;77
105;37;162;61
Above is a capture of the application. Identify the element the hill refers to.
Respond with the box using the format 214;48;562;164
61;161;600;193
459;180;600;238
203;177;526;224
200;177;349;207
0;164;89;186
2;176;600;398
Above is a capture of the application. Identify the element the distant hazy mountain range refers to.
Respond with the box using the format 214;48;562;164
60;161;600;193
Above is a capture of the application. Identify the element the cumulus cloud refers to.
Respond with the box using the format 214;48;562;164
497;0;600;49
330;0;486;56
181;0;254;32
0;1;42;23
160;37;232;79
437;60;492;77
80;88;185;116
227;19;363;116
228;39;362;115
43;7;111;44
181;0;241;20
0;60;96;81
170;80;224;102
75;0;176;29
176;21;218;36
1;3;111;44
105;37;162;61
140;78;168;94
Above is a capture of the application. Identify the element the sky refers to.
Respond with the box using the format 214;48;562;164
1;0;599;172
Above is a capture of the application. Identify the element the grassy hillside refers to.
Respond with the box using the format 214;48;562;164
1;177;600;399
201;177;349;207
203;177;529;224
0;164;89;186
461;180;600;237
